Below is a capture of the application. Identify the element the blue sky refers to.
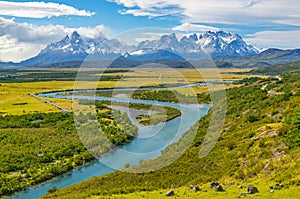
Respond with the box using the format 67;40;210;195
0;0;300;62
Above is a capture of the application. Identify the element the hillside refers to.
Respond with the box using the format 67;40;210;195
248;60;300;75
215;49;300;68
42;68;300;198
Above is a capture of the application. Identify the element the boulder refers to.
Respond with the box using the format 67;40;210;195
210;181;219;189
193;186;201;192
210;181;224;192
247;185;259;194
166;190;175;196
189;185;194;190
216;184;225;192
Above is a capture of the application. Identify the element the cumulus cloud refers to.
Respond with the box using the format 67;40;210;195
0;17;108;62
245;30;300;49
172;23;220;32
0;35;45;63
109;0;300;49
0;1;95;18
108;0;300;27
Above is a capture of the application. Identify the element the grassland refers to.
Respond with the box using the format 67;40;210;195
0;81;74;115
1;67;273;197
42;68;300;199
89;182;300;199
0;68;251;115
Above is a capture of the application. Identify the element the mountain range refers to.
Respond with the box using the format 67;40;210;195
214;48;300;68
1;30;300;68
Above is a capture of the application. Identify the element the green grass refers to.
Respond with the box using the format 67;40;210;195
41;68;300;199
0;67;297;198
89;182;300;199
135;107;181;126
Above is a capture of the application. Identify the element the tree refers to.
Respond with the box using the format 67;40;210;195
285;105;300;148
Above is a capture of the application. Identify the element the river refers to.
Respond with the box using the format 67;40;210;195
9;85;212;199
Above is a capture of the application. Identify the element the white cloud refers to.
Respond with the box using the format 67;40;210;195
120;9;169;18
0;1;95;18
133;32;168;43
74;26;109;38
0;17;108;62
110;0;183;18
245;30;300;49
110;0;300;49
108;0;300;27
0;35;45;63
172;23;220;32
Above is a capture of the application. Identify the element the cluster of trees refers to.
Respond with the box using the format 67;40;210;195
0;69;125;83
95;102;138;145
0;101;141;196
131;89;210;104
284;105;300;148
0;112;94;196
137;106;181;126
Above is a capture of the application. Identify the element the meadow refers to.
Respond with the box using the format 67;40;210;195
0;68;250;115
41;66;300;199
89;182;300;199
1;67;274;197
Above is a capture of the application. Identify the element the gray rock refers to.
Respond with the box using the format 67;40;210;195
238;185;243;189
216;184;225;192
166;190;175;196
210;181;219;189
247;185;259;194
189;185;194;190
210;181;224;192
193;186;201;192
270;189;274;193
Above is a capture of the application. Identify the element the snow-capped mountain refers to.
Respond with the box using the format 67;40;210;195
197;31;259;57
21;31;132;65
20;30;259;66
130;31;259;59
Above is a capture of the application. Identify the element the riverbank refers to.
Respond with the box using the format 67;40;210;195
8;90;210;199
41;71;300;199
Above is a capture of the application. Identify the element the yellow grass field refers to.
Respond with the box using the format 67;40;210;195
0;68;255;115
